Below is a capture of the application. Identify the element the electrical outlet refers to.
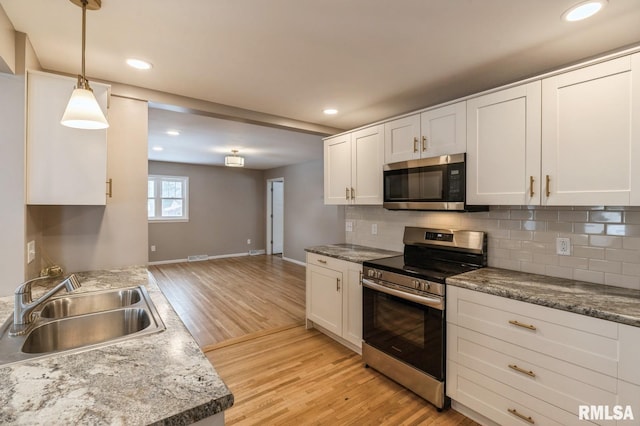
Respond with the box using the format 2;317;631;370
247;239;251;245
556;238;571;256
371;223;378;235
27;240;36;264
150;245;156;252
345;221;353;232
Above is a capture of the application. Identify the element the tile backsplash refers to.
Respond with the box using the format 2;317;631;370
345;205;640;290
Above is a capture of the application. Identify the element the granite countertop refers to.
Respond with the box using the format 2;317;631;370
0;267;233;425
447;267;640;328
305;243;401;264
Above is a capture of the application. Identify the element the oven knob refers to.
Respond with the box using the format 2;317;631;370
367;270;374;278
376;271;383;279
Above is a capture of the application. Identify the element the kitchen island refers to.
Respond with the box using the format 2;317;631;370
0;267;233;425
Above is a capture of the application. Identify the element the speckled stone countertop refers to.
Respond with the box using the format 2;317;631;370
0;267;233;425
447;267;640;328
305;243;401;264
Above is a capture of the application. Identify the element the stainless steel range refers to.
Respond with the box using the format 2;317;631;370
362;226;486;409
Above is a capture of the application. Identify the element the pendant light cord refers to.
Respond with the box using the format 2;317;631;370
80;0;89;89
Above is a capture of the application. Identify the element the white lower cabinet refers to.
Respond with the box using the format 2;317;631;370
306;253;363;352
447;286;639;425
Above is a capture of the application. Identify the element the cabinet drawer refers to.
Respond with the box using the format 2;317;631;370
448;361;600;426
307;253;351;271
448;324;617;416
448;287;618;376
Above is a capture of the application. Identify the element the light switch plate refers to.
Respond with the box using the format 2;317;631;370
345;221;353;232
27;240;36;263
556;238;571;256
371;223;378;235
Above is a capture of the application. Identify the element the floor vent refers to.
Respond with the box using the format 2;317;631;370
187;255;209;262
249;249;266;256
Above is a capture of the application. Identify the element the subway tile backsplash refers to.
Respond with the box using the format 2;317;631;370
345;205;640;291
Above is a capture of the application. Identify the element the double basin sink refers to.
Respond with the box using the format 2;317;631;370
0;286;165;366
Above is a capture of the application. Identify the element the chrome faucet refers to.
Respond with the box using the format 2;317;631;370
10;274;82;335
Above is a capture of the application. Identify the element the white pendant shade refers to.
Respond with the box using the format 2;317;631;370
61;88;109;129
225;151;245;167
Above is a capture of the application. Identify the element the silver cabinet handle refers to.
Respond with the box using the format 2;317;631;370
106;178;113;198
317;259;327;264
413;137;418;153
345;187;349;200
422;136;427;152
351;187;355;200
546;175;551;197
336;278;341;291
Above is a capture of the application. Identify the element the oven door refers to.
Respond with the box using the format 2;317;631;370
362;279;445;381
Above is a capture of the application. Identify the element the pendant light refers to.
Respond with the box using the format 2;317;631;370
225;150;245;167
61;0;109;130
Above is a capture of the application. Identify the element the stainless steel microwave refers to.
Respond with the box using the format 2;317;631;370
383;154;486;211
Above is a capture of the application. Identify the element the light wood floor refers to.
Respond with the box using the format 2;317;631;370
150;255;306;348
152;256;478;425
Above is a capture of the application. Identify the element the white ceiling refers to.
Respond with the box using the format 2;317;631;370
2;0;640;168
147;107;323;170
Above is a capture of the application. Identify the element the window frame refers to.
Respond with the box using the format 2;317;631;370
148;174;190;222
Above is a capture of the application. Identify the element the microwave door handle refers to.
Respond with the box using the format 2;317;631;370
362;278;444;310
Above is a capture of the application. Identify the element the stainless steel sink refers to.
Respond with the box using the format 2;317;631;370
22;308;151;354
39;288;142;319
0;286;165;366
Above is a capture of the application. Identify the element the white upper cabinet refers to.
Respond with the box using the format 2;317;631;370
324;125;384;205
384;101;466;164
27;71;110;205
466;82;542;205
324;133;352;205
351;125;384;204
541;54;640;206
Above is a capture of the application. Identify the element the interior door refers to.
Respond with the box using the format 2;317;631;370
271;181;284;254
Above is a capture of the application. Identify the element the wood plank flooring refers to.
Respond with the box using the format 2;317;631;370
151;256;478;425
150;255;306;347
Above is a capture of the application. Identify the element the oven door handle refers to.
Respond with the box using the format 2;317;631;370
362;278;444;310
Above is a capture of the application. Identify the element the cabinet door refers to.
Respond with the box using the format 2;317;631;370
351;125;384;205
466;82;541;205
324;133;352;204
618;323;640;386
384;114;420;163
27;71;109;205
306;264;343;335
342;266;362;349
420;101;466;157
542;55;639;206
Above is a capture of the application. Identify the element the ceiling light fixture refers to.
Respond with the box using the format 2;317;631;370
166;130;180;136
60;0;109;130
126;58;153;70
323;108;338;115
152;146;164;151
225;150;245;167
562;0;607;22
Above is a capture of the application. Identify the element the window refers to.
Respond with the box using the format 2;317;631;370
148;175;189;222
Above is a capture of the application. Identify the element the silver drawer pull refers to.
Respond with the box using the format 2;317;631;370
509;364;536;378
317;259;327;264
509;320;537;331
508;408;534;424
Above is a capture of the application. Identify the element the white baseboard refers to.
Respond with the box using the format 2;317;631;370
148;252;249;266
282;256;306;267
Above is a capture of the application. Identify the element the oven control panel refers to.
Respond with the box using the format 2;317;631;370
363;267;444;296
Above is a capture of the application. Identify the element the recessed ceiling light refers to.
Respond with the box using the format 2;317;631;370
152;146;164;151
166;130;180;136
323;108;338;115
126;58;153;70
562;0;606;22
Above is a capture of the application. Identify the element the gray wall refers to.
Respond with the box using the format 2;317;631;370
148;161;266;262
0;74;25;296
265;160;345;263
